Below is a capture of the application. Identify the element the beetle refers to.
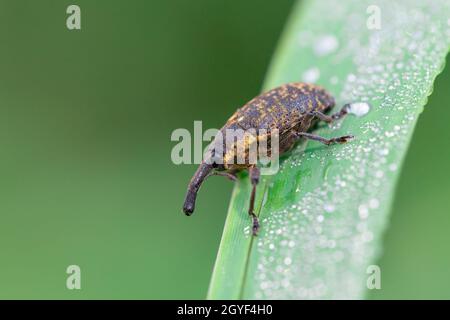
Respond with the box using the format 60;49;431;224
182;82;353;236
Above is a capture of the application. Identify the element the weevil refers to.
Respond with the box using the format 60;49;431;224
183;82;354;236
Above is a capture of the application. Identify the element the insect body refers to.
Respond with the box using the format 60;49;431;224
183;82;353;235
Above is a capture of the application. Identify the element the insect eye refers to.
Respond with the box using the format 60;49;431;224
211;156;221;167
209;155;225;170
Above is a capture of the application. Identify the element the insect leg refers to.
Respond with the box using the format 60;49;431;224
248;166;260;236
330;103;351;120
295;132;354;145
309;103;351;123
209;171;238;181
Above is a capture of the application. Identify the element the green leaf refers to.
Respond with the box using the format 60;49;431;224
207;0;450;299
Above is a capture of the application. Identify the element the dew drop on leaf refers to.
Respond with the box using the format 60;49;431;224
347;102;371;117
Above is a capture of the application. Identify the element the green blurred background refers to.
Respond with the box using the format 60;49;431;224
0;0;449;299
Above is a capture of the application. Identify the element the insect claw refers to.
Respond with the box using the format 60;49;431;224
325;135;354;146
339;135;354;143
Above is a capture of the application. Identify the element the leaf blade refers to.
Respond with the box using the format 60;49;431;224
208;0;450;299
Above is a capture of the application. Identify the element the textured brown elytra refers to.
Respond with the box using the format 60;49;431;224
183;82;354;235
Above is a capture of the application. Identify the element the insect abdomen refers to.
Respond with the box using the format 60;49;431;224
225;82;335;133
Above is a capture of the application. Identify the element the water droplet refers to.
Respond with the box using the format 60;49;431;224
284;257;292;266
324;203;335;213
314;34;339;56
347;74;357;82
302;67;320;82
347;102;371;117
389;163;398;171
369;198;380;209
358;205;369;219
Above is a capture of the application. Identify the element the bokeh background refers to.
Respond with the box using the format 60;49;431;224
0;0;449;299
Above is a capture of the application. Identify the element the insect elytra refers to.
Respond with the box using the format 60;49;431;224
183;82;354;235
